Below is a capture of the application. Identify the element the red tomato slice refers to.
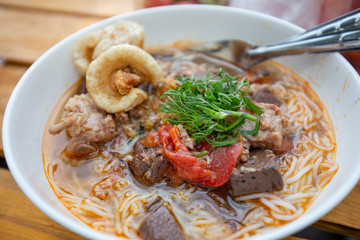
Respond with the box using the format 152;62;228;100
195;141;242;186
158;122;242;186
158;122;213;181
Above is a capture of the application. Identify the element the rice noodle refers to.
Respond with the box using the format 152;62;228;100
224;223;264;240
236;193;281;202
297;149;320;170
268;199;298;212
282;155;297;179
271;208;304;221
285;165;312;184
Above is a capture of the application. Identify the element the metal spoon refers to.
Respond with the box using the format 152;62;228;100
188;9;360;70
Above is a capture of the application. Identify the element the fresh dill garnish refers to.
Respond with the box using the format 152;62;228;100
160;68;263;147
195;150;209;158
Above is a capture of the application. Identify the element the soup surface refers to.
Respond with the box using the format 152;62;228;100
43;21;337;240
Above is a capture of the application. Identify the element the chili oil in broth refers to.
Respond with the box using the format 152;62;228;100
43;45;337;239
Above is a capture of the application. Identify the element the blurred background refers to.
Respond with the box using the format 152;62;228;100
0;0;359;239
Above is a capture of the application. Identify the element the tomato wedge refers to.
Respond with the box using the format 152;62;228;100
158;122;242;187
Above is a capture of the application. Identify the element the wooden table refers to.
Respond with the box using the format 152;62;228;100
0;1;359;239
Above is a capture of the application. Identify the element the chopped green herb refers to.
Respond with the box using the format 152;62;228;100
160;69;263;147
195;150;209;158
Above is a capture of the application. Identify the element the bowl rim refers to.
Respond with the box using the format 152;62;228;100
3;4;360;240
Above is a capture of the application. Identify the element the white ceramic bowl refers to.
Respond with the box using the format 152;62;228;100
3;5;360;240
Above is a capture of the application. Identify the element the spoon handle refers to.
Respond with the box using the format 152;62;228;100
248;29;360;59
286;8;360;42
247;9;360;60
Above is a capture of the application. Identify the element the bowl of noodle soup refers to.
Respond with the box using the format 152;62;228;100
3;5;360;240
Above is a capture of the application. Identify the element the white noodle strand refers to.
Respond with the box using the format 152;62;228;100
224;223;264;240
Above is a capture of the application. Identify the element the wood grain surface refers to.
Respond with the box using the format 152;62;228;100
0;0;359;239
0;168;85;240
0;6;103;64
0;0;135;17
0;65;27;157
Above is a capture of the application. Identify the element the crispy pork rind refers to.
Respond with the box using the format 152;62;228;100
92;21;144;59
86;44;165;113
72;29;102;77
72;20;145;76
